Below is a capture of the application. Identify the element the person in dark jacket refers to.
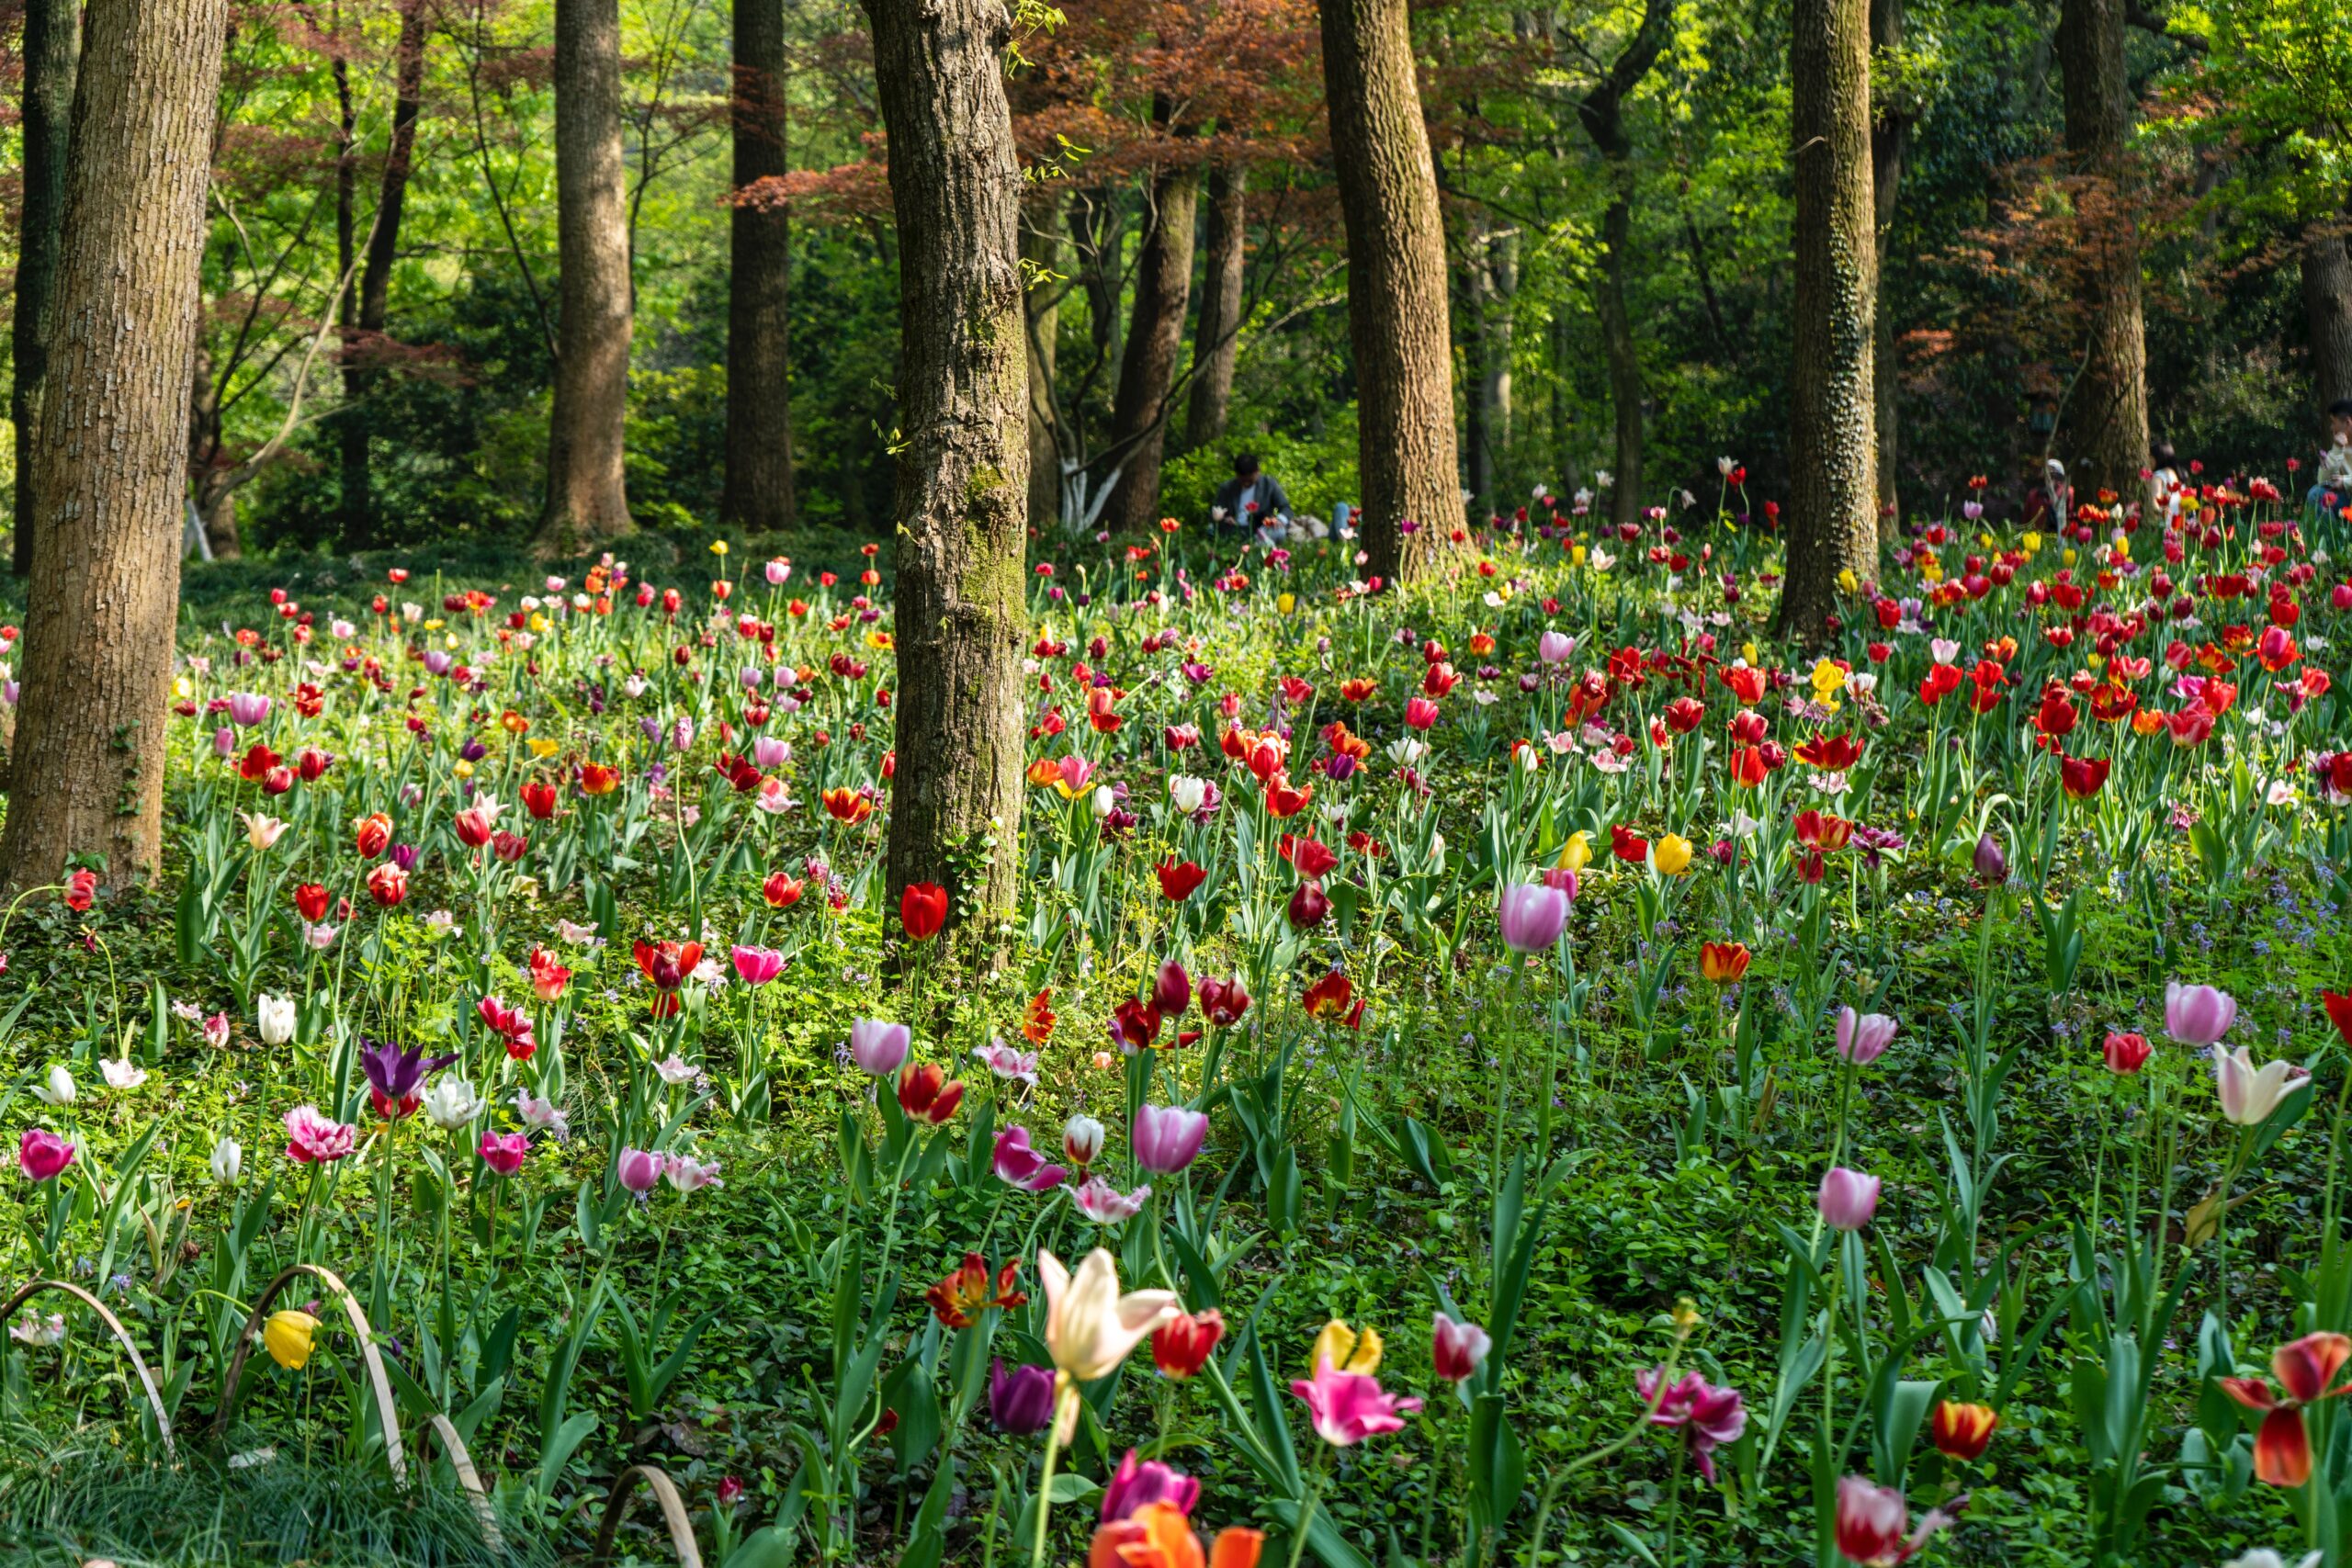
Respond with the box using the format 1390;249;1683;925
1210;453;1292;537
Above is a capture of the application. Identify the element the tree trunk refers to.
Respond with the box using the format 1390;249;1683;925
188;341;241;559
1595;189;1645;528
2055;0;2148;498
1182;164;1246;454
721;0;798;535
1871;0;1908;533
537;0;635;552
9;0;79;578
1781;0;1878;642
2304;221;2352;412
863;0;1029;953
338;0;426;549
1023;195;1064;526
1464;238;1491;518
0;0;228;894
1483;230;1516;501
1321;0;1463;581
1103;163;1198;532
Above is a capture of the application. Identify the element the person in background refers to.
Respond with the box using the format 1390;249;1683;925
2309;400;2352;532
2147;441;2182;526
1210;453;1293;541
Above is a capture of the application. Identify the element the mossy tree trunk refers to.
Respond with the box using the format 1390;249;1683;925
0;0;228;893
9;0;79;579
1781;0;1879;643
1104;146;1198;533
865;0;1030;957
1183;164;1247;455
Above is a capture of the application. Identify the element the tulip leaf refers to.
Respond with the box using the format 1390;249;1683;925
1244;1323;1303;1492
724;1526;800;1568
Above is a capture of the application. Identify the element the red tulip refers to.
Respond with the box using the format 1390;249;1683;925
900;882;948;942
1156;859;1206;900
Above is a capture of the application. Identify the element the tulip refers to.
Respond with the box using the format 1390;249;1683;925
1403;697;1439;730
994;1125;1070;1191
365;861;408;907
897;1061;967;1124
32;1064;74;1107
730;943;785;986
1833;1477;1962;1567
665;1153;723;1191
479;1131;528;1177
2220;1331;2352;1486
1699;941;1750;984
1834;1007;1897;1066
228;692;273;727
263;1309;321;1371
1074;1175;1152;1224
1929;1399;1998;1461
1653;833;1694;875
1817;1167;1882;1231
1151;1308;1225;1380
900;881;949;942
240;811;288;852
1291;1355;1421;1446
1153;959;1192;1016
1286;881;1329;928
1198;976;1250;1028
2215;1046;2311;1126
2102;1031;2152;1074
1087;1501;1263;1568
1131;1103;1209;1174
209;1134;243;1185
1636;1367;1748;1481
421;1076;486;1130
17;1128;74;1182
1310;1318;1383;1375
1430;1312;1492;1382
1498;882;1568;953
1538;629;1575;664
282;1104;356;1164
1100;1450;1200;1523
1039;1249;1179;1439
1063;1114;1105;1168
360;1037;458;1117
989;1358;1057;1434
616;1146;664;1192
2165;980;2238;1044
257;994;296;1046
1972;832;2007;882
850;1018;911;1075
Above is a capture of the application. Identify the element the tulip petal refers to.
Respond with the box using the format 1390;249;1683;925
2254;1406;2314;1487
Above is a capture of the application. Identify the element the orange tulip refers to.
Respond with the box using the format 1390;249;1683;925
1700;942;1751;985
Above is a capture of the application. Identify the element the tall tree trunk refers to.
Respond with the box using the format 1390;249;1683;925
1071;193;1124;377
2304;221;2352;412
1576;0;1669;533
537;0;635;552
1023;196;1064;526
1781;0;1878;642
9;0;79;578
2055;0;2148;498
863;0;1029;954
0;0;228;892
1321;0;1463;581
721;0;797;535
338;0;426;549
1104;162;1198;532
188;341;240;559
1484;229;1516;500
1464;234;1491;519
1871;0;1908;534
1182;164;1246;455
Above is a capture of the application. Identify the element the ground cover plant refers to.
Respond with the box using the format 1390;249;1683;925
3;485;2352;1568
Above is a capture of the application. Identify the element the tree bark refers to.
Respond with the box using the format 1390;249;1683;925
2055;0;2149;498
1781;0;1879;642
1183;164;1246;456
188;340;241;558
1321;0;1463;581
1103;160;1198;532
338;0;426;549
0;0;228;893
1023;195;1064;526
721;0;798;535
863;0;1029;954
10;0;79;578
537;0;635;552
1575;0;1669;533
1871;0;1909;533
2305;221;2352;412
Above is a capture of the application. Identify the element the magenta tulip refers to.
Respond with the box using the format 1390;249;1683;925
17;1128;74;1182
617;1146;663;1192
1291;1357;1421;1445
479;1131;528;1176
731;944;785;987
1131;1103;1208;1175
1430;1312;1492;1382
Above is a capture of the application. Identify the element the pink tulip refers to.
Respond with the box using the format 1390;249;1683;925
1430;1312;1491;1382
1152;959;1192;1016
1817;1167;1882;1231
282;1104;356;1164
1131;1103;1208;1175
1403;697;1440;731
1834;1007;1897;1066
616;1146;663;1192
1498;883;1568;953
478;1131;528;1176
731;943;785;987
2165;980;2237;1044
1290;1356;1422;1445
1637;1367;1748;1482
993;1125;1070;1191
17;1128;74;1182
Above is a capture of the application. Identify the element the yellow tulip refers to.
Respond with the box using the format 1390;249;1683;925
1653;833;1693;876
1741;641;1759;667
529;612;551;634
1837;568;1859;594
710;539;730;557
453;759;475;779
263;1309;320;1371
2063;547;2077;567
1570;545;1589;566
1558;831;1592;874
2021;530;2042;555
1310;1318;1383;1375
1277;592;1295;614
528;738;560;759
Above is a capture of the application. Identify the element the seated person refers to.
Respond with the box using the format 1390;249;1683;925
2309;399;2352;520
1210;453;1293;541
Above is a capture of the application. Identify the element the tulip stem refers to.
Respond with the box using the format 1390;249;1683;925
1283;1450;1329;1568
1029;1419;1060;1568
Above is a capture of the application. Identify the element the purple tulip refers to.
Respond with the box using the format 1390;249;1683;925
1972;833;2007;882
1498;883;1568;953
992;1125;1069;1191
741;667;765;692
617;1147;664;1192
390;843;420;872
1538;630;1575;665
1817;1167;1882;1231
850;1019;910;1075
2164;981;2237;1045
989;1359;1056;1434
213;727;238;759
1132;1102;1208;1175
423;649;452;676
1100;1449;1200;1522
1833;1008;1897;1066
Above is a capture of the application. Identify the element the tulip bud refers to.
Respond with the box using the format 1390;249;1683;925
1972;832;2007;883
1062;1113;1105;1168
1153;959;1192;1017
2102;1031;2152;1074
1817;1167;1882;1231
1287;882;1329;929
209;1135;243;1186
1430;1311;1493;1382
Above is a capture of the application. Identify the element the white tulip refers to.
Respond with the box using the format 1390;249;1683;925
257;994;296;1046
421;1076;486;1131
1168;775;1207;815
32;1065;74;1107
210;1135;243;1186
